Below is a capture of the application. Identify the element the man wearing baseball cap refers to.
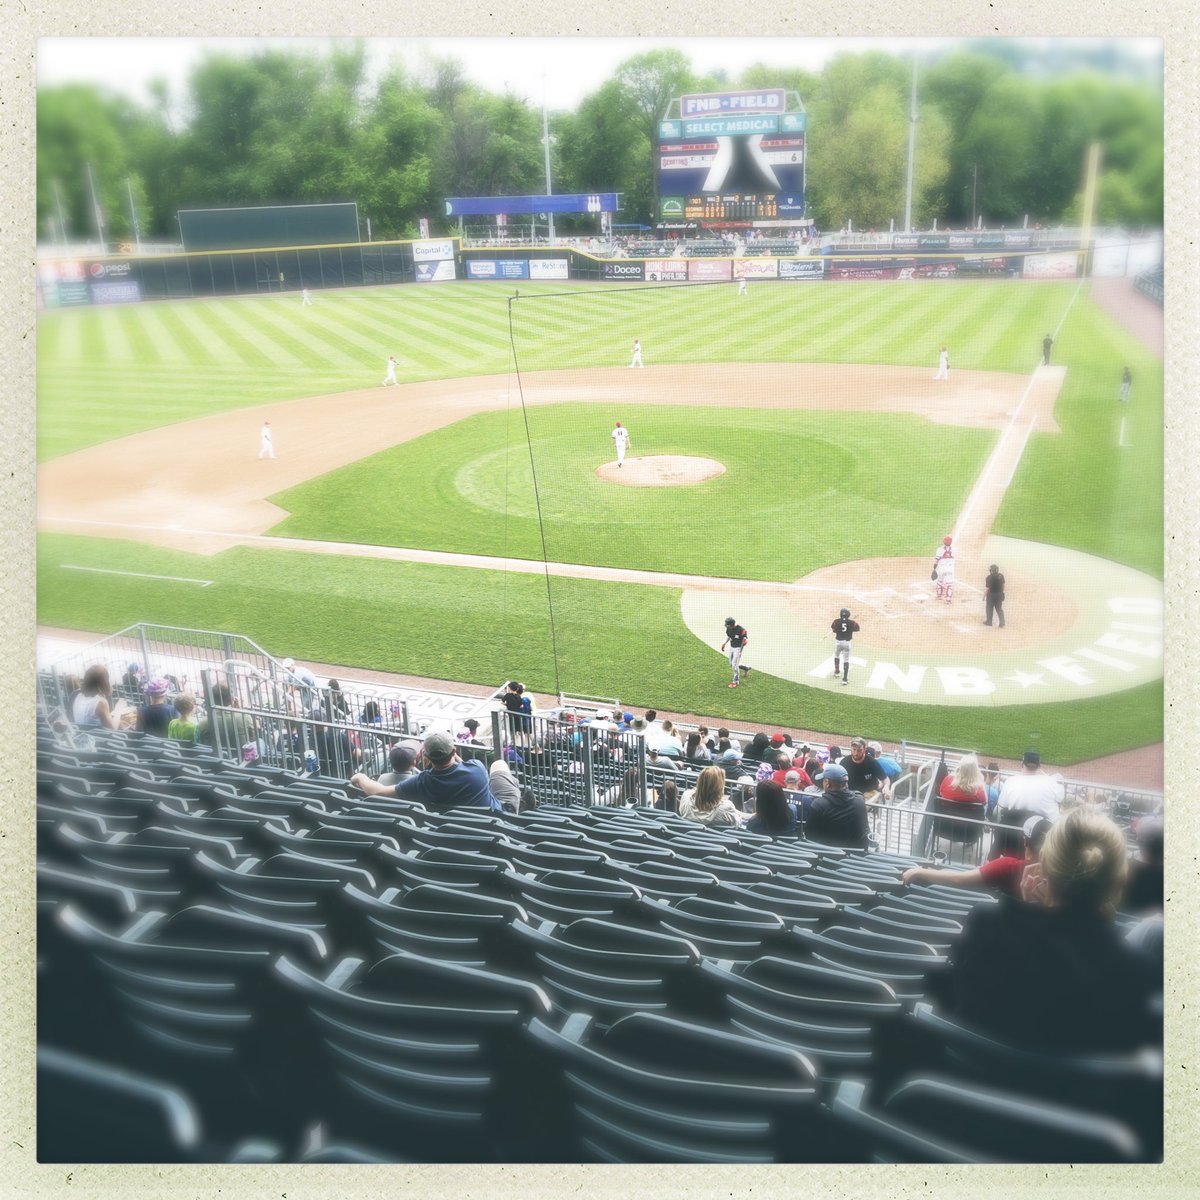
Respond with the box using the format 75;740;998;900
350;729;501;811
804;762;870;850
995;750;1063;823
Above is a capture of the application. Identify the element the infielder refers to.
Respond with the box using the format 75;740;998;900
382;355;399;386
831;608;861;685
934;345;950;381
1119;366;1132;403
721;617;750;688
630;339;643;368
611;421;631;467
933;535;955;603
257;421;276;460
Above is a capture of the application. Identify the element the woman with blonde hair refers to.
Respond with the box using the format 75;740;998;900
678;765;740;827
938;753;986;805
943;809;1159;1052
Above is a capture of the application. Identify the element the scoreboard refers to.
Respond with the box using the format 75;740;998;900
657;90;806;224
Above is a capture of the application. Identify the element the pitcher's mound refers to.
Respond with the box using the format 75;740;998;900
596;455;726;487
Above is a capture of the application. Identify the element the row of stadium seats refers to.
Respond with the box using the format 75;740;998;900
36;716;1161;1163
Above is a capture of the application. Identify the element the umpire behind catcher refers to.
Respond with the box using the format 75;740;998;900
984;565;1006;629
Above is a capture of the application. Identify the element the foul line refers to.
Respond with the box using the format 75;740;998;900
60;563;215;587
952;280;1084;546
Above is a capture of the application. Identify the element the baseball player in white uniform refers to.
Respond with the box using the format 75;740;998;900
257;421;276;460
611;421;631;467
630;339;643;368
382;355;399;386
934;535;956;603
934;345;950;380
301;288;313;306
737;277;748;297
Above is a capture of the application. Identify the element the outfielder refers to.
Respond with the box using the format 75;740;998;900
1119;366;1132;403
721;617;750;688
933;535;956;603
382;355;399;386
301;288;313;307
611;421;631;467
257;421;276;460
934;345;950;381
737;277;748;297
630;339;643;368
831;608;861;685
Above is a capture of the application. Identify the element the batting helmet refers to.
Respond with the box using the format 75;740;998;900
840;608;850;619
725;617;736;626
943;536;953;545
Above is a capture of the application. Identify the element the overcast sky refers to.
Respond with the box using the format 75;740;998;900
37;36;1160;115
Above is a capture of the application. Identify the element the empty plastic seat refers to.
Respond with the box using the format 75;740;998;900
526;1010;825;1162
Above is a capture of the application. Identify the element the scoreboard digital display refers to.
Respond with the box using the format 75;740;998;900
658;90;806;223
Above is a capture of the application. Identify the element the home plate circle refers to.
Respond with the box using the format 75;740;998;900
596;455;726;487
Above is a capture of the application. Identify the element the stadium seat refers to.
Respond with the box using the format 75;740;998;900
273;950;555;1162
831;1075;1144;1163
501;872;645;924
525;1010;826;1162
38;1045;206;1163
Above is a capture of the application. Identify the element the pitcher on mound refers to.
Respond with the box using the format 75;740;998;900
933;536;956;603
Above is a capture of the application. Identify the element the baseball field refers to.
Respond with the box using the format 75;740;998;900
36;275;1164;762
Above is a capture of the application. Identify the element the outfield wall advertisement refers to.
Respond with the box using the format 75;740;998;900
778;259;825;279
415;260;457;282
688;260;732;282
645;260;689;281
603;262;645;282
528;259;569;280
734;258;779;279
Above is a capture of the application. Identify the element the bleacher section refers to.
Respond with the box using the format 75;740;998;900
37;716;1162;1163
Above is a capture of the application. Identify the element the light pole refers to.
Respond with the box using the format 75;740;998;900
971;163;978;228
903;56;918;233
541;75;556;244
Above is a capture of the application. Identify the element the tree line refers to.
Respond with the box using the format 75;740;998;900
37;42;1163;246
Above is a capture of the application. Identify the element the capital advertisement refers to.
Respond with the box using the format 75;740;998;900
91;280;142;304
528;258;569;280
412;239;455;262
1023;252;1078;279
778;258;825;279
645;260;689;281
687;260;732;282
603;262;645;282
734;258;779;279
415;259;457;282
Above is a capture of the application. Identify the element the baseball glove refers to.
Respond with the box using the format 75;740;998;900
930;568;938;581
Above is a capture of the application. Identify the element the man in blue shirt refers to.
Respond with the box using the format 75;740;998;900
350;729;501;812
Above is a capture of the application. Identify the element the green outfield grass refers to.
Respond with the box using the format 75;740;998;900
38;278;1078;461
37;532;1163;763
269;405;995;580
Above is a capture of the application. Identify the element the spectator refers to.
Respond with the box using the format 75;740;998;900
827;745;844;765
350;729;502;812
762;733;788;767
325;680;350;720
198;681;258;760
1123;816;1164;914
166;695;200;744
590;709;619;734
71;665;119;731
938;754;987;805
1125;913;1164;973
996;750;1063;822
281;658;319;713
805;763;869;850
647;747;680;775
456;718;482;744
121;662;143;694
902;816;1053;898
773;757;813;790
842;737;892;803
720;746;743;769
629;715;649;737
868;741;902;782
747;780;798;837
685;731;711;763
744;731;771;761
657;721;683;758
729;774;757;813
679;766;740;827
983;762;1002;818
136;678;177;737
941;809;1159;1053
488;759;522;812
655;777;680;813
598;766;642;808
377;745;418;787
642;710;662;745
361;699;383;726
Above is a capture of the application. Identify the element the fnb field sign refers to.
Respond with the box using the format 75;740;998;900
682;90;786;116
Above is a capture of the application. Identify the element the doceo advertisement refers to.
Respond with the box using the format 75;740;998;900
603;262;645;282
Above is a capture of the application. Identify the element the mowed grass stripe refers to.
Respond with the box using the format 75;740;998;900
234;301;357;369
133;304;196;364
92;308;137;364
190;303;284;370
154;303;226;369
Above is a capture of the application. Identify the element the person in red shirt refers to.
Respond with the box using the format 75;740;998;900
901;816;1053;898
938;753;988;805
